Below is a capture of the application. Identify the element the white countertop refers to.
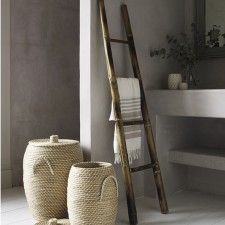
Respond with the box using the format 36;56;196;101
146;89;225;118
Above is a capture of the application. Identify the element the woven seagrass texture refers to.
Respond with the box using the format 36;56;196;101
23;137;83;222
67;162;118;225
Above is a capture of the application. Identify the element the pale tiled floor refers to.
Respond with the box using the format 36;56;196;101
1;187;225;225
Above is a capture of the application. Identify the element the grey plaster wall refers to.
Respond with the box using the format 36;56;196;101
2;0;12;189
154;116;199;196
155;117;225;197
197;59;225;89
145;92;225;196
10;0;80;186
124;0;185;90
187;118;225;195
80;0;185;200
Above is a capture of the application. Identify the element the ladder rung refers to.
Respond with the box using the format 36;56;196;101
130;163;153;173
123;120;144;126
109;38;129;44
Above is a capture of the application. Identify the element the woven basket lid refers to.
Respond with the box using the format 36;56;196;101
28;135;79;147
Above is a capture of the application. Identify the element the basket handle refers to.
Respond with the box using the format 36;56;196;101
48;218;58;225
33;156;54;175
100;175;118;201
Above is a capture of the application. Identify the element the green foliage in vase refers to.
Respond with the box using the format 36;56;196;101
150;26;198;86
150;33;197;70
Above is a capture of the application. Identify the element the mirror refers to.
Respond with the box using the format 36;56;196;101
205;0;225;48
196;0;225;59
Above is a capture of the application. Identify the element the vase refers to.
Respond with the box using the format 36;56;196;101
168;73;182;90
67;162;118;225
23;135;83;221
179;82;188;90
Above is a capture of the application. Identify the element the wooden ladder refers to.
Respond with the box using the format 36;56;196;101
98;1;168;224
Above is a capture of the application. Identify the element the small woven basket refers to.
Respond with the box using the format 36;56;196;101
67;162;118;225
23;135;83;221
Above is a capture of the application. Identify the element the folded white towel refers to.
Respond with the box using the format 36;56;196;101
110;78;142;164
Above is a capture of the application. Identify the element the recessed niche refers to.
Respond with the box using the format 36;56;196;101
153;116;225;196
169;147;225;171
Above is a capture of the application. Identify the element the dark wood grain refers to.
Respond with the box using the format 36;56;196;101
123;120;144;126
121;4;169;214
99;1;169;224
110;38;129;44
98;1;138;224
130;163;153;173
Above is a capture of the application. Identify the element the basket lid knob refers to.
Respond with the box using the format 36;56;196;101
50;135;59;143
48;218;57;225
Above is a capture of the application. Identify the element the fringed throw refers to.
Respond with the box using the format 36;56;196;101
109;78;142;164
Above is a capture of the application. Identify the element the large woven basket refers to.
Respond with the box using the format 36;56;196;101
23;135;83;221
67;162;118;225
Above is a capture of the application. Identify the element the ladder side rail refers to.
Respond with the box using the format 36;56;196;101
121;4;169;214
98;1;138;224
120;4;157;164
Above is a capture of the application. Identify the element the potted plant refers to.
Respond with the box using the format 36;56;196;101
150;28;198;89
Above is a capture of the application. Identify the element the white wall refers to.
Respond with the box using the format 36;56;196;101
80;0;91;161
80;0;185;199
1;0;12;189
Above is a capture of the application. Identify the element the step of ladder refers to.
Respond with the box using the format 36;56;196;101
130;163;154;173
109;38;129;44
123;119;144;126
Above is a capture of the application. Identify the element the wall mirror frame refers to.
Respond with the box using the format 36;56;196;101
195;0;225;59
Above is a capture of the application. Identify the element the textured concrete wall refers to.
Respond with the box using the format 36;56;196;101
188;118;225;195
146;91;225;196
197;59;225;89
155;116;198;195
180;0;225;195
80;0;185;199
124;0;185;90
1;0;12;189
10;0;80;186
157;117;225;196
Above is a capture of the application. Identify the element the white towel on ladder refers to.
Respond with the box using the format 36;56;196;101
109;78;142;164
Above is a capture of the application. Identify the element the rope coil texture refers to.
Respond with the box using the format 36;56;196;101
67;162;118;225
23;136;83;221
